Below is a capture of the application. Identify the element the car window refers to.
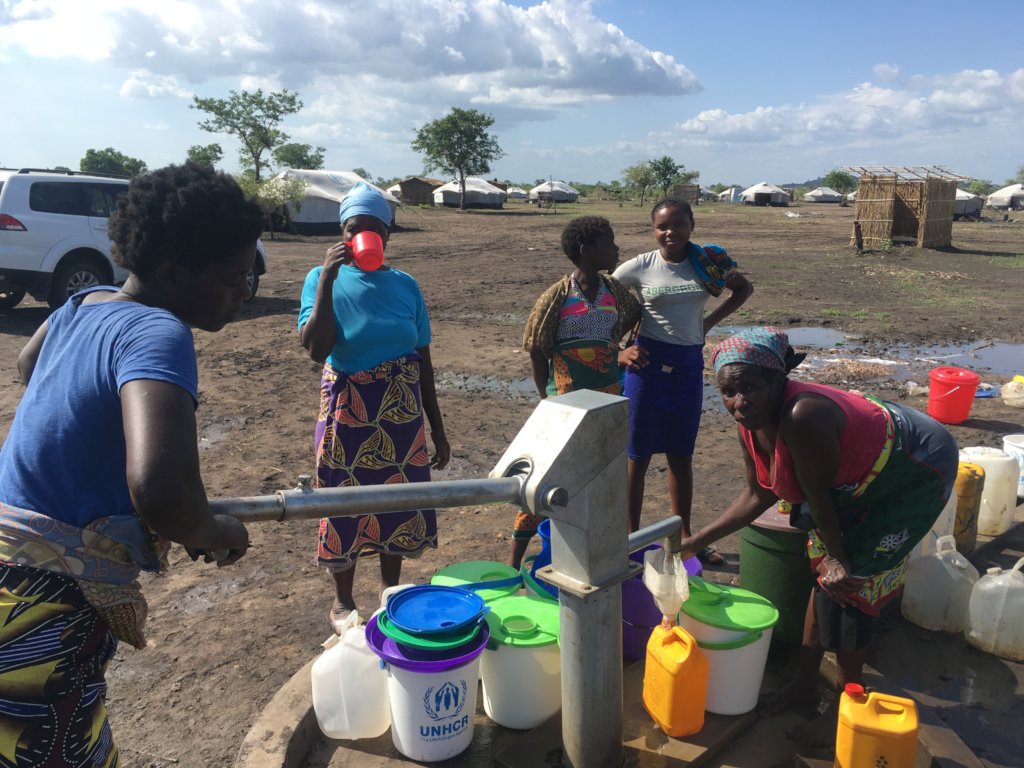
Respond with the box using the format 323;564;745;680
29;182;88;216
82;183;128;217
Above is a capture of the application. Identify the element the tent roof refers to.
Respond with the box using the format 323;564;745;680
529;180;579;194
987;183;1024;200
741;181;788;196
806;186;842;196
273;168;399;204
433;177;506;194
955;188;980;200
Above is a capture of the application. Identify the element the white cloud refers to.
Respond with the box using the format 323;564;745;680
872;63;901;82
0;0;700;109
119;70;191;99
672;68;1024;147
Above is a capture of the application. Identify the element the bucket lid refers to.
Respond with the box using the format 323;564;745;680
386;585;488;635
521;556;558;601
485;595;560;648
929;366;980;385
366;613;489;672
376;612;482;650
680;576;779;632
431;561;521;603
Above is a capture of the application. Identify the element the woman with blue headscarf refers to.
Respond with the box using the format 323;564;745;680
682;326;957;747
299;182;450;632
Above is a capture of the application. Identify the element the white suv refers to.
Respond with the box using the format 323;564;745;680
0;168;267;309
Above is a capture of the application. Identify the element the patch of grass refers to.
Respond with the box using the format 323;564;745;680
990;254;1024;269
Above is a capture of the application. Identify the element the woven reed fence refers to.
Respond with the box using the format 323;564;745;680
852;176;956;248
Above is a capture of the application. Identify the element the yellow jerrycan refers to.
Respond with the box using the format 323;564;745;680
835;683;919;768
642;623;707;738
953;461;985;554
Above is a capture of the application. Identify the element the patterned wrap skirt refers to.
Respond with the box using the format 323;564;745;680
799;401;959;617
0;563;120;768
315;357;437;571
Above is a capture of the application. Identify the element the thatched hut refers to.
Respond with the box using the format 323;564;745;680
398;176;444;205
668;183;700;204
848;166;968;249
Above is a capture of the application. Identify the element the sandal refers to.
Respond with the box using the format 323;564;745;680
697;546;724;566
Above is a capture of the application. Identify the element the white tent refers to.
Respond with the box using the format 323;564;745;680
432;178;507;208
846;190;858;202
717;187;742;203
386;183;402;199
506;186;528;200
740;182;790;206
802;186;844;203
987;183;1024;210
699;186;717;201
528;180;579;202
273;169;399;234
954;188;983;218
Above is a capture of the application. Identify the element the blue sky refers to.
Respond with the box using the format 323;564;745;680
1;0;1021;187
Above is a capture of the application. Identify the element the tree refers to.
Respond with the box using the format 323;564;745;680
186;144;223;168
234;174;308;240
649;156;699;196
352;167;371;181
966;179;993;197
622;162;656;206
191;89;303;182
411;107;503;210
1011;166;1024;185
272;142;325;170
80;147;147;177
823;168;856;194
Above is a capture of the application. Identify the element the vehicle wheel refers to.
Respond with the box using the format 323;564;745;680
245;267;260;301
49;257;106;308
0;285;26;309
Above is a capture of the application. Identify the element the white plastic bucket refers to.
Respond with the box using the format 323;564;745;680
695;630;773;715
481;642;560;729
386;656;482;762
959;447;1019;536
1002;435;1024;498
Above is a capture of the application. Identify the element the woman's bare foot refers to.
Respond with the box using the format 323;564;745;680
758;678;819;719
785;698;839;750
329;598;357;635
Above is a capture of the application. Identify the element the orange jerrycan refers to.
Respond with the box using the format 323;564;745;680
835;684;919;768
642;624;707;738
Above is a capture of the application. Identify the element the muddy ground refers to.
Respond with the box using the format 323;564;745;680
1;201;1022;767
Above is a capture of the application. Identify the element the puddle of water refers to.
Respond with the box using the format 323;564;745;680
435;372;536;400
893;341;1024;378
712;325;855;349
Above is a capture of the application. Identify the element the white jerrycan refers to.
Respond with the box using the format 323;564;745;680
909;489;958;561
901;535;979;633
311;611;391;739
965;557;1024;661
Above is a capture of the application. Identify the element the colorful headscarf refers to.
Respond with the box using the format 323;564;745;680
711;327;790;374
338;181;393;226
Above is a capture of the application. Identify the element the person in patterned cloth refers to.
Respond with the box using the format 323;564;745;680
0;162;259;767
513;216;641;568
299;182;449;633
681;326;958;748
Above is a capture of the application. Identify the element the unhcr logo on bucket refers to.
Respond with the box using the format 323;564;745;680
422;679;469;721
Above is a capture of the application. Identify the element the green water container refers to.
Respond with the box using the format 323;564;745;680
739;506;815;647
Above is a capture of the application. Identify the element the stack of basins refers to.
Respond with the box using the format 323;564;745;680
366;585;490;762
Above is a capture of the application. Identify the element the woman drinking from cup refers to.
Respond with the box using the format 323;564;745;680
299;182;450;633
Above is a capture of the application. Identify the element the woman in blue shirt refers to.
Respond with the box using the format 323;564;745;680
0;162;261;766
299;182;450;632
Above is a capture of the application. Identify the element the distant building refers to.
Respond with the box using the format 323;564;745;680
398;176;445;205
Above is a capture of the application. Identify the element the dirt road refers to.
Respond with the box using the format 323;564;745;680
0;201;1021;766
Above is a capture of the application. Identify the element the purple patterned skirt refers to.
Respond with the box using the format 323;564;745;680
314;356;437;572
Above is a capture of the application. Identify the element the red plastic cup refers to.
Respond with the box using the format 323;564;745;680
347;231;385;271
